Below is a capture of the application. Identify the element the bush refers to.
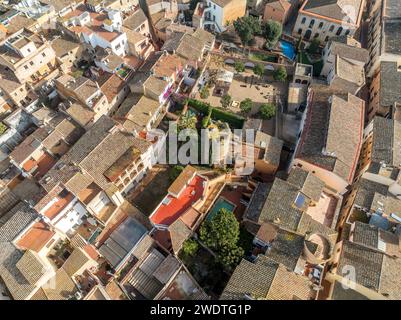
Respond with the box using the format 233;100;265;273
273;66;287;82
200;85;210;99
181;239;199;258
220;94;232;109
187;99;245;129
240;98;253;114
260;103;276;120
253;64;265;77
234;61;245;73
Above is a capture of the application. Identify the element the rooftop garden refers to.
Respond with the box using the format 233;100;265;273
0;122;7;135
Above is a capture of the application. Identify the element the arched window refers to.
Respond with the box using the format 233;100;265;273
298;28;303;35
309;19;315;28
329;25;335;32
345;29;350;36
336;27;343;36
318;22;324;29
301;17;306;24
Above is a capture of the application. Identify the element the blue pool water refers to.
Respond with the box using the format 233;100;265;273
207;197;236;221
279;40;296;61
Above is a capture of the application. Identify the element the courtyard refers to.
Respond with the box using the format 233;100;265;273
195;68;288;117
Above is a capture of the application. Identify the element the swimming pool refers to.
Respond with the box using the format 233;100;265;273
279;40;296;61
207;197;236;221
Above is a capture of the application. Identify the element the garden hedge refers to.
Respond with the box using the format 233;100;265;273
187;99;245;129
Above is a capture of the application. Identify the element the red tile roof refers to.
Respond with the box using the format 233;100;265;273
150;175;206;226
43;192;74;220
17;221;55;252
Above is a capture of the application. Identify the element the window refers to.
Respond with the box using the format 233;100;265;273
325;36;329;42
345;29;350;36
24;65;28;70
29;61;34;66
318;22;323;29
27;48;31;53
42;52;46;57
309;19;315;28
329;25;335;32
336;26;343;36
298;28;302;35
314;33;319;38
301;17;306;24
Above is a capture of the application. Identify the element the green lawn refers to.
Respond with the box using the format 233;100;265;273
249;51;278;63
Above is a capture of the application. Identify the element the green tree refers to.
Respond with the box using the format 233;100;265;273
218;245;244;269
200;85;210;99
234;61;245;73
273;66;287;82
260;103;276;120
200;209;243;270
253;64;264;78
233;16;261;46
307;38;320;54
199;209;240;251
240;98;253;114
169;165;184;181
262;20;282;48
220;94;232;109
181;239;199;258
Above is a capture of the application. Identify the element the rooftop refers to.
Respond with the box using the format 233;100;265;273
150;174;206;226
16;221;55;253
295;85;365;184
220;256;315;300
302;0;363;25
98;216;148;269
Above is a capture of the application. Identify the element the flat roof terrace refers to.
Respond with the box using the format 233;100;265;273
150;175;206;226
305;191;338;228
